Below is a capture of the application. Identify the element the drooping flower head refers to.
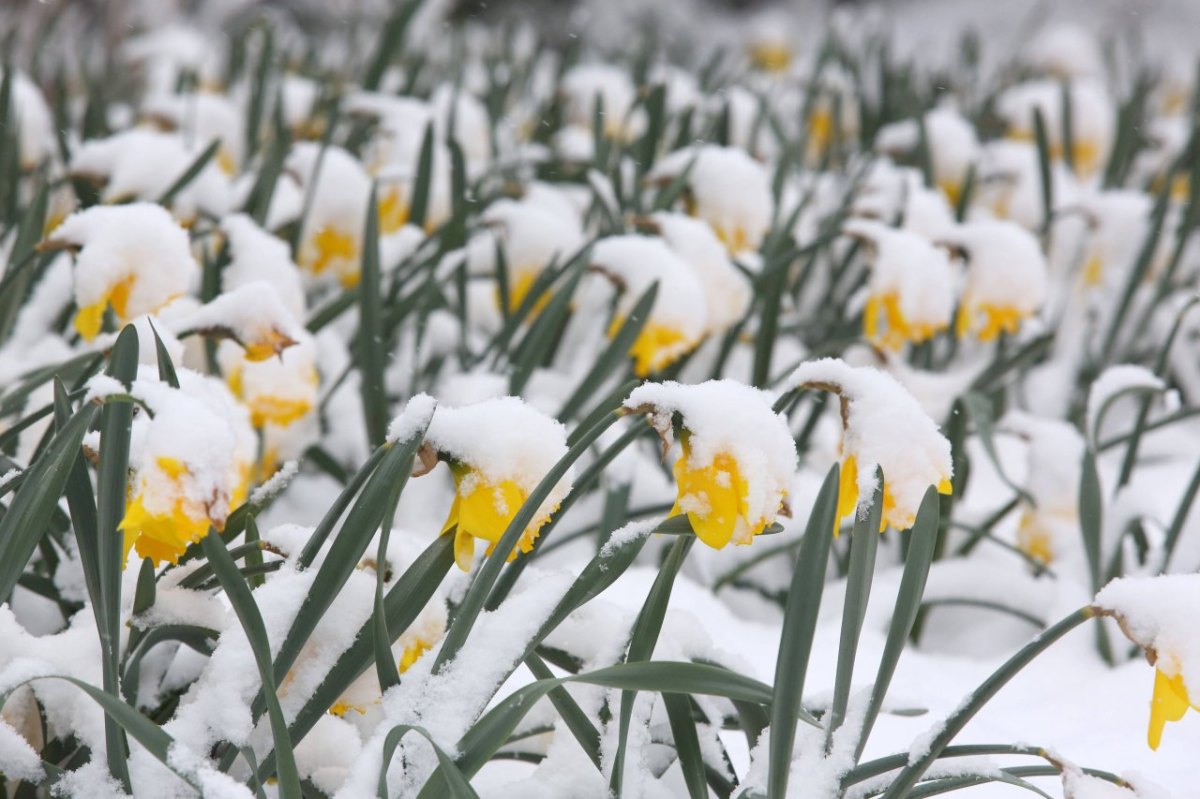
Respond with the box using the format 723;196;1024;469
744;13;795;73
476;186;585;313
141;90;246;176
652;212;752;336
591;235;708;377
43;204;197;341
1074;191;1155;290
219;331;319;430
561;63;639;140
68;128;233;223
941;220;1047;342
785;358;952;533
875;106;980;207
1095;575;1200;750
996;78;1114;179
647;145;774;256
182;282;305;362
418;397;573;571
624;380;796;549
1005;414;1085;566
842;218;956;351
289;143;372;288
115;368;256;565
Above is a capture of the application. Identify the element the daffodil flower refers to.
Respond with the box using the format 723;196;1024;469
441;462;551;571
115;370;256;565
220;335;319;429
121;456;218;564
749;41;791;72
43;204;196;341
418;397;573;572
669;435;776;549
592;235;707;377
941;220;1047;344
608;314;694;378
289;143;372;288
844;219;955;352
1095;574;1200;751
625;380;796;549
996;78;1113;179
1015;511;1055;565
786;358;953;534
834;452;952;533
647;145;773;257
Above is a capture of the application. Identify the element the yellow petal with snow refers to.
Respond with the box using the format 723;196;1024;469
1149;668;1192;750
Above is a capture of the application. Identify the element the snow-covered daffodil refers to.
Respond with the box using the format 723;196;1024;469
114;369;255;565
843;219;956;352
624;380;796;549
786;358;953;533
591;235;707;377
1095;574;1200;750
42;204;196;341
417;397;573;571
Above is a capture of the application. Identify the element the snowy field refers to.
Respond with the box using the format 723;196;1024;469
1;0;1199;796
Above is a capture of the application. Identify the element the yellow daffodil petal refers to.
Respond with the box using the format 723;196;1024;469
835;455;859;535
669;439;774;549
441;464;550;571
749;43;791;73
1016;511;1054;565
119;493;210;566
378;188;410;235
399;637;433;673
242;328;296;362
1149;668;1192;750
620;319;691;377
307;226;358;287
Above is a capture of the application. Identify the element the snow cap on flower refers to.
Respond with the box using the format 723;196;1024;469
1095;574;1200;749
1005;413;1085;565
1023;23;1105;80
2;70;55;169
842;218;956;351
648;145;774;255
479;189;585;311
785;357;953;531
624;380;796;549
745;11;795;72
120;368;256;565
561;63;638;138
44;203;197;341
288;142;372;287
182;282;306;362
420;397;573;570
349;92;455;232
941;220;1047;341
853;162;957;240
652;212;752;334
997;78;1114;178
1073;190;1154;290
220;213;306;318
141;91;245;175
69;128;232;221
591;235;708;376
875;106;980;206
